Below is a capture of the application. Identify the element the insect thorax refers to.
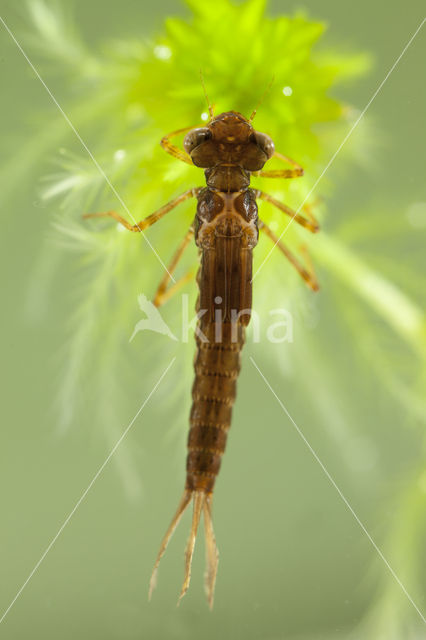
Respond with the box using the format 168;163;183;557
195;188;259;250
204;165;251;192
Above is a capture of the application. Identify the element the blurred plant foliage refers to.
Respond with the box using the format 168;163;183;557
8;0;425;635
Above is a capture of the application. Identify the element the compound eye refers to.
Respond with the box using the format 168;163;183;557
253;131;275;159
183;128;212;154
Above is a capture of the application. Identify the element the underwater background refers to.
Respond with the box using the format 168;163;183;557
0;1;425;638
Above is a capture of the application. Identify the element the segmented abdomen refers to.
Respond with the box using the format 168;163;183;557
186;322;245;494
186;187;257;494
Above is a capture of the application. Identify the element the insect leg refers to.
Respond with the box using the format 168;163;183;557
259;220;319;291
254;189;319;233
83;188;200;232
252;151;304;179
161;125;198;165
153;227;195;307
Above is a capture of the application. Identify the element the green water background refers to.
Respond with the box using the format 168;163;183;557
0;1;425;638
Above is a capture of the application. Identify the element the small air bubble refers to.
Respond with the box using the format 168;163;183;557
114;149;126;162
282;86;293;97
116;223;125;233
201;112;209;121
154;45;172;60
214;296;222;304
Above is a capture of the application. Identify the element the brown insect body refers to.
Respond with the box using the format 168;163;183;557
84;106;319;608
187;113;263;495
149;112;271;606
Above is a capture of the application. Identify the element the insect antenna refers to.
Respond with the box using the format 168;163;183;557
249;75;275;122
200;69;215;120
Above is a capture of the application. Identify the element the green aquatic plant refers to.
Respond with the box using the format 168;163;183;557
16;0;373;434
5;0;425;634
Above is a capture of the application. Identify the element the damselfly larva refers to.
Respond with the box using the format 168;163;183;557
84;93;319;608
